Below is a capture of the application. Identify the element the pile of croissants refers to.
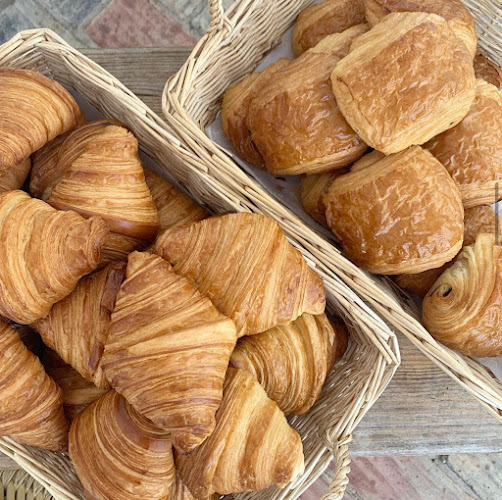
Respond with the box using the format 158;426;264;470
0;67;350;499
222;0;502;358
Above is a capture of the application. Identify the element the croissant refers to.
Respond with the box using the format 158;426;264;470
43;350;108;421
0;190;109;324
144;170;209;235
0;68;81;169
324;146;464;275
177;368;304;499
102;251;237;453
364;0;477;58
0;319;45;356
331;13;476;155
247;25;368;175
292;0;366;56
170;475;195;500
423;233;502;357
154;213;326;335
0;158;31;193
426;79;502;209
0;319;68;451
69;390;175;500
395;268;448;298
221;58;291;167
34;262;126;389
474;53;502;88
230;313;348;415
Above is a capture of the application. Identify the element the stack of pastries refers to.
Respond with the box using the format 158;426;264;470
0;69;349;499
222;0;502;358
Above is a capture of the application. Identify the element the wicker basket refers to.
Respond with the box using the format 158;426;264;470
1;470;53;499
0;29;400;500
163;0;502;422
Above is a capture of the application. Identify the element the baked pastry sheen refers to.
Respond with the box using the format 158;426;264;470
474;53;502;88
0;158;31;193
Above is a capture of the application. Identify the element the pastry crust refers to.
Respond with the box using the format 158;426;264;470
423;233;502;357
324;146;464;274
395;267;447;298
292;0;366;56
331;13;476;154
247;25;369;176
426;79;502;208
169;475;195;500
474;53;502;88
0;157;31;193
350;150;385;172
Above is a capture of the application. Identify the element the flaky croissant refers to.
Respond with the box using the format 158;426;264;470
34;262;126;389
102;251;237;453
423;233;502;357
0;68;81;169
154;213;326;336
474;54;502;88
177;368;304;499
0;158;31;193
230;313;347;415
0;319;68;451
0;190;109;324
70;390;175;500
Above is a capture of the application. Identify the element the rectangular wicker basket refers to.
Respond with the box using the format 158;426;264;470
163;0;502;423
0;29;400;500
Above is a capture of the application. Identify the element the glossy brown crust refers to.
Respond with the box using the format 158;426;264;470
221;59;291;167
0;320;68;451
292;0;366;56
395;267;447;297
247;25;369;176
332;13;476;154
34;262;126;389
0;68;81;169
99;233;148;267
102;252;237;453
154;213;326;336
177;368;304;498
324;146;464;275
0;158;31;193
0;190;109;324
423;234;502;357
426;80;502;208
364;0;477;57
69;391;175;500
350;150;385;172
230;313;347;415
474;53;502;88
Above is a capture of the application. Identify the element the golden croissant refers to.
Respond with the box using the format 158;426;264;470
0;68;81;169
0;158;31;193
34;262;126;389
423;233;502;357
247;25;368;176
169;475;195;500
154;213;326;335
0;319;68;451
70;390;175;500
102;251;237;453
0;190;109;324
474;54;502;88
230;313;348;415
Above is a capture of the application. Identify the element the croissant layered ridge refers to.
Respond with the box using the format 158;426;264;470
154;213;326;336
102;251;237;453
474;54;502;88
0;158;31;193
0;190;109;324
69;390;175;500
0;320;68;451
177;368;304;499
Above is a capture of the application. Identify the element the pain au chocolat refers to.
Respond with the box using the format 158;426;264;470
324;146;464;275
331;13;476;154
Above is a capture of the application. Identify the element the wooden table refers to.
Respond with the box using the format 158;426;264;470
2;46;502;490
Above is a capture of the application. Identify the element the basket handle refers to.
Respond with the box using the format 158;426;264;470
322;436;352;500
208;0;226;30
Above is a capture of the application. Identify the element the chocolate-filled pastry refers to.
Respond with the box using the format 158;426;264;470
230;313;347;415
0;68;81;169
102;252;237;453
350;150;385;172
70;391;175;500
474;53;502;88
332;13;476;154
292;0;366;56
154;213;326;336
247;25;368;176
0;320;68;451
221;58;290;167
364;0;477;57
426;79;502;209
177;368;304;499
423;233;502;357
34;262;126;389
0;190;109;324
324;146;464;275
0;158;31;193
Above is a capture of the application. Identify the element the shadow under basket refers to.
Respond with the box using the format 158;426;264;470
0;29;400;500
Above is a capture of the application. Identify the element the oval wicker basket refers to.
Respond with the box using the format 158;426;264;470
163;0;502;423
0;29;400;500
